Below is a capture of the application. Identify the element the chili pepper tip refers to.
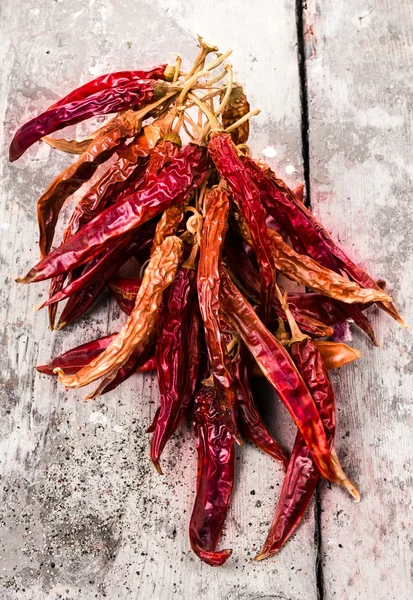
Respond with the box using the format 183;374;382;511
254;550;271;562
152;460;164;475
36;364;53;375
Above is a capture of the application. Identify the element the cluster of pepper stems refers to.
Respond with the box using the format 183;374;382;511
10;38;405;567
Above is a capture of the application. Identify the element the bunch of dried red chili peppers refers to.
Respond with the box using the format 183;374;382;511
11;39;405;566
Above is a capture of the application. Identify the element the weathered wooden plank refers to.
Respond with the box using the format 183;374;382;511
0;1;318;599
305;1;413;598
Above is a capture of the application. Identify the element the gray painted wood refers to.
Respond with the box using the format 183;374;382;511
0;1;319;599
305;1;413;598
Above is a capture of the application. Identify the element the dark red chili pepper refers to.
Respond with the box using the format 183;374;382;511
37;335;155;376
109;276;142;315
256;337;359;561
219;268;352;487
17;144;208;284
208;132;276;323
232;349;288;470
48;65;172;110
197;185;240;441
150;268;199;472
249;159;404;326
9;79;176;161
189;385;234;567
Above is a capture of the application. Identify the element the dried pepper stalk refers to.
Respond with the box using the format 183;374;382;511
189;385;234;567
10;41;404;566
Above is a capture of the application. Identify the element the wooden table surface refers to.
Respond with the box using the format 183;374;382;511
1;1;412;598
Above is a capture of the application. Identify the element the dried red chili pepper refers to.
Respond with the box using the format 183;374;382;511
189;385;234;567
36;110;144;257
197;185;240;441
232;348;288;470
150;268;199;472
208;132;276;323
18;144;207;284
220;268;356;492
54;236;183;390
256;333;359;561
251;160;404;327
9;79;177;161
37;335;155;376
48;65;173;110
109;276;142;315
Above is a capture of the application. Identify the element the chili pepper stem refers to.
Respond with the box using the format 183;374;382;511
215;65;233;116
186;35;218;78
275;283;308;344
224;109;260;133
187;93;221;131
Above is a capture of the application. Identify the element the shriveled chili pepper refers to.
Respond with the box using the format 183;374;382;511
224;232;333;337
36;110;144;257
232;348;288;470
9;78;177;162
220;268;356;492
48;65;173;110
256;330;359;561
109;276;142;315
208;132;276;323
189;385;234;567
221;85;250;145
252;160;404;327
18;144;207;284
197;185;240;441
267;229;391;305
37;335;155;376
150;267;199;472
54;236;183;390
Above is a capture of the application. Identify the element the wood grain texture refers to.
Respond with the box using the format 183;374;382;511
305;1;413;598
0;1;317;599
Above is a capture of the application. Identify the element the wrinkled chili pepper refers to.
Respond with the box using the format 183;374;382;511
36;110;144;257
256;334;359;561
54;236;183;390
197;185;240;441
189;385;234;567
37;334;155;376
208;132;276;323
221;85;250;145
109;276;142;315
251;160;404;327
231;347;288;470
18;144;207;284
9;79;177;162
150;268;199;472
220;268;356;492
48;65;172;110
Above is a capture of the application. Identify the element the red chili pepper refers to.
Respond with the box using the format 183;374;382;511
17;144;208;284
9;79;176;161
208;133;276;323
220;268;354;488
109;276;142;315
48;65;172;110
232;349;289;470
249;159;404;327
189;385;234;567
197;185;240;441
150;267;199;472
256;337;359;561
37;335;155;376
